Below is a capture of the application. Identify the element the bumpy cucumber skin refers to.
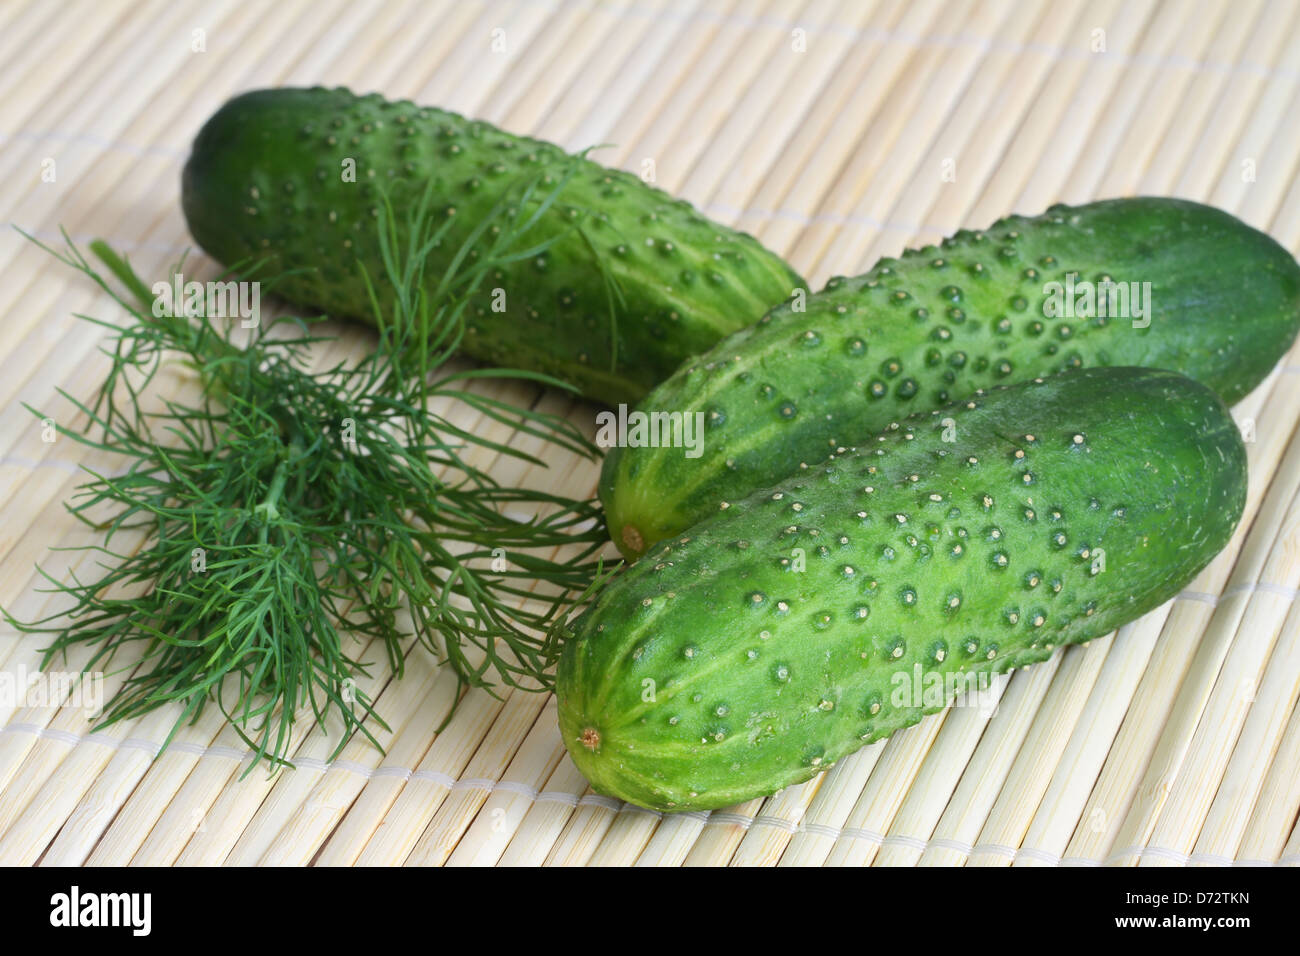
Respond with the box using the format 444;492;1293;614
560;368;1246;812
601;198;1298;557
181;87;804;406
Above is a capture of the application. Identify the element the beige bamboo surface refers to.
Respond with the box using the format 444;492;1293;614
0;0;1299;867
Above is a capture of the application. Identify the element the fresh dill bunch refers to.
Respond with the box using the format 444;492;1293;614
5;177;613;771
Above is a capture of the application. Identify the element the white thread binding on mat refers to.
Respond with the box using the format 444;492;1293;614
0;455;90;476
0;581;1293;630
0;129;186;158
1;2;1297;261
1;559;1296;867
566;0;1300;81
0;0;1293;174
0;720;1291;865
11;197;1300;252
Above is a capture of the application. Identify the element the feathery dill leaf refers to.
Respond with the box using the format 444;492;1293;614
4;175;614;772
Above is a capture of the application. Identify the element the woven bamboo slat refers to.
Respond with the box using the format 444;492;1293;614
1;0;1298;866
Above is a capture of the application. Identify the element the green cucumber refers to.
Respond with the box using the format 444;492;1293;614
558;367;1246;812
601;198;1298;557
181;87;804;405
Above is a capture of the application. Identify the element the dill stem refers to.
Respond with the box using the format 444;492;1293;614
255;455;290;539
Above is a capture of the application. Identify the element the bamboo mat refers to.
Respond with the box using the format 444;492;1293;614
1;0;1299;867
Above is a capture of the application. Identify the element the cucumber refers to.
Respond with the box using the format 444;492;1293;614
558;367;1246;812
181;87;804;405
601;198;1298;557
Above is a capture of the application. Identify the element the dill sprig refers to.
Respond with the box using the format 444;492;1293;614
4;177;612;771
